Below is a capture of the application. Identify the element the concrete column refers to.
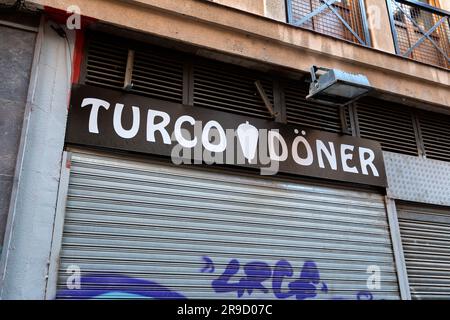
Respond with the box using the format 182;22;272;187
365;0;396;53
0;20;73;299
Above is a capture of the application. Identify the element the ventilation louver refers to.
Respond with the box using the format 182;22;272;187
193;60;273;119
419;111;450;162
356;99;418;156
285;81;346;133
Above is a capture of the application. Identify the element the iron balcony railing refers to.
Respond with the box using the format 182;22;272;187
387;0;450;69
286;0;371;46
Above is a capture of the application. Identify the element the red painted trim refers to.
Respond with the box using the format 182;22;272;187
43;6;97;107
71;30;85;84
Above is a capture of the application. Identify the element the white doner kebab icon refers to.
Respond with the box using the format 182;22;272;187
236;121;259;163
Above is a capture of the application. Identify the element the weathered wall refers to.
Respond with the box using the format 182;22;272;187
264;0;286;22
28;0;450;108
0;18;38;255
209;0;264;16
0;20;74;299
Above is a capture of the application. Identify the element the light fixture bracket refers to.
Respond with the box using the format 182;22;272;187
307;65;373;107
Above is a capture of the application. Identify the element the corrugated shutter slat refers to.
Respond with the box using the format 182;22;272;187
398;204;450;300
55;152;399;300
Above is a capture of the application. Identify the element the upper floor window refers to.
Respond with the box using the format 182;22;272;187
388;0;449;69
286;0;370;46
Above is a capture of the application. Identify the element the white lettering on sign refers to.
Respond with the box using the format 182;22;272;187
113;104;140;139
316;140;337;170
81;98;110;134
147;109;171;145
359;147;379;177
268;130;288;162
174;115;197;148
341;144;359;173
292;136;314;166
202;120;227;153
76;97;382;180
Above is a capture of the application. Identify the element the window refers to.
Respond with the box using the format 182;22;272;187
287;0;369;45
389;0;449;68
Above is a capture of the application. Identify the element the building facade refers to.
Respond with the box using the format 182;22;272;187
0;0;449;300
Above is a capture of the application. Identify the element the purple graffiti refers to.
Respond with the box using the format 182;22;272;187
211;259;241;296
56;259;376;300
272;259;327;300
356;291;374;300
210;258;326;300
210;260;272;297
206;257;374;300
272;259;294;299
201;256;215;273
288;260;322;300
240;261;272;296
56;274;186;300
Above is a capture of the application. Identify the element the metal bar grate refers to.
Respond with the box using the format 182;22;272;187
388;0;449;69
287;0;369;45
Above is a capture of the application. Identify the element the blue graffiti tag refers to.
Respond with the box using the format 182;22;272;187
201;256;215;273
209;258;326;300
204;257;373;300
56;274;186;300
56;258;375;300
273;259;327;300
211;259;272;298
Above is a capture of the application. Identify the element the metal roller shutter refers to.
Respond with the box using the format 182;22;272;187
55;152;399;300
398;204;450;299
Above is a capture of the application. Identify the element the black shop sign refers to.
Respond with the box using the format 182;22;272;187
66;84;387;187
